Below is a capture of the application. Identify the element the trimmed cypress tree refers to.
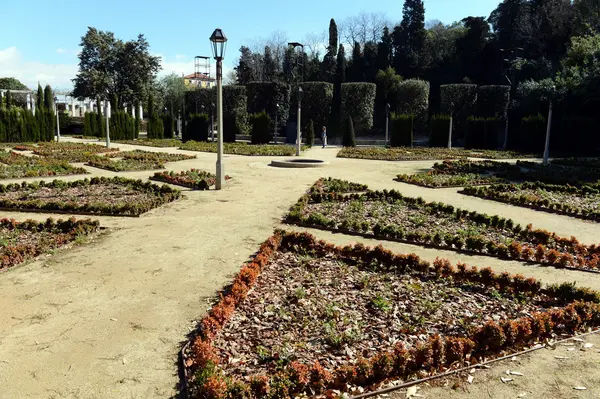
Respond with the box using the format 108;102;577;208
306;119;315;147
44;85;53;109
0;92;3;108
96;98;104;138
36;84;44;110
5;90;12;108
342;116;356;147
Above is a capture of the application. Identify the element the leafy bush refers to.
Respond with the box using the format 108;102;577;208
390;114;414;147
395;80;429;134
477;86;510;120
340;83;376;133
440;84;477;141
185;114;209;142
342;116;356;147
249;111;272;144
246;82;291;129
306;119;315;147
429;114;451;147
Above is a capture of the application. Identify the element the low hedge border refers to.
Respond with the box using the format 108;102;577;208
115;139;181;148
106;150;196;162
461;182;600;222
0;217;100;270
179;141;306;156
0;177;181;216
396;172;506;188
336;147;537;162
183;229;600;398
285;181;600;272
150;169;232;190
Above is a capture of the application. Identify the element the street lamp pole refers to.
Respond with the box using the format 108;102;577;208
210;28;228;190
296;87;303;156
54;97;61;142
385;103;390;147
274;103;279;144
105;101;111;148
543;86;556;166
448;102;455;149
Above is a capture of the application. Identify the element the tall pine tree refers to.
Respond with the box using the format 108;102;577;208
320;19;339;82
350;42;364;82
393;0;428;77
36;84;44;110
376;27;393;72
328;44;347;139
328;19;338;56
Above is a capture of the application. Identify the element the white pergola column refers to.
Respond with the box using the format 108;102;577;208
26;94;31;111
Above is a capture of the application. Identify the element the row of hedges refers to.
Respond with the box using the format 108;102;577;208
185;114;209;142
0;106;54;142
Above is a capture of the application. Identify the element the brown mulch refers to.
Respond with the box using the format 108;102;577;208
212;252;554;378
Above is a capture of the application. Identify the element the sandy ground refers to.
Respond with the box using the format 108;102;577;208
1;139;599;398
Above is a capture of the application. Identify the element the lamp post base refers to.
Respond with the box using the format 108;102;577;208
215;160;225;190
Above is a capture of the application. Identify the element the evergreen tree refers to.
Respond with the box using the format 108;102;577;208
44;85;54;109
5;90;12;108
110;93;119;110
235;46;256;85
342;116;356;147
329;19;339;56
328;44;347;139
376;27;394;72
36;84;44;110
96;97;104;137
456;17;491;83
393;0;428;77
263;46;277;82
350;42;364;81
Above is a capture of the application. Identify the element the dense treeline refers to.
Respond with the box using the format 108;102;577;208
231;0;600;152
0;84;55;142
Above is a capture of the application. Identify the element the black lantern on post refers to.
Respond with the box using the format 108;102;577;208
210;28;228;190
385;103;391;147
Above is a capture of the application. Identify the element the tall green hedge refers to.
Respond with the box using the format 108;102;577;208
163;114;174;139
476;86;510;120
395;80;429;134
390;114;414;147
108;111;136;140
429;114;451;147
340;82;376;133
185;114;209;142
249;111;272;144
247;82;291;128
290;82;333;131
223;85;249;142
0;107;48;142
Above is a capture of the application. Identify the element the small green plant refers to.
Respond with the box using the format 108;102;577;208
371;294;392;312
294;287;307;300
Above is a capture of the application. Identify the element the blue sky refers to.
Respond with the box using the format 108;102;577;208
0;0;499;90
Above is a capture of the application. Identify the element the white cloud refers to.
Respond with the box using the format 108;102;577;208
56;48;67;54
0;48;235;92
0;47;77;91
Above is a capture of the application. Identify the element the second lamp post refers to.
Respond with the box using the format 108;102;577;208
296;87;303;156
210;28;227;190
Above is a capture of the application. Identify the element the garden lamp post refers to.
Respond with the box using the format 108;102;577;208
274;103;279;144
54;96;61;142
105;100;111;148
448;102;455;149
211;102;215;142
210;28;227;190
385;103;391;147
296;86;303;156
543;86;556;166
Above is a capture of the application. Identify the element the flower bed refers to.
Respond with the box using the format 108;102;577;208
309;177;368;194
115;139;181;147
337;147;536;161
286;180;600;271
0;217;99;271
150;169;231;190
0;150;88;179
184;229;600;398
552;158;600;169
0;177;181;216
397;160;600;188
106;149;196;162
33;142;119;163
179;141;305;156
461;182;600;222
86;156;164;172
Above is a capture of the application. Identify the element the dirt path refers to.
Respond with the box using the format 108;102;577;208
1;141;599;398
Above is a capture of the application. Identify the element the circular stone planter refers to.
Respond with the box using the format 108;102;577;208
270;159;329;168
